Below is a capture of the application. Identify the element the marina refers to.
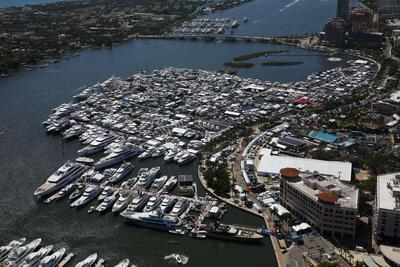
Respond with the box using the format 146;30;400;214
0;0;344;266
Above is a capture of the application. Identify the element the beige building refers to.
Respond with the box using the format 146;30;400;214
374;172;400;239
279;168;358;239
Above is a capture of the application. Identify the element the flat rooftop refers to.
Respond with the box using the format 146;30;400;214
377;172;400;211
289;173;358;209
257;153;352;182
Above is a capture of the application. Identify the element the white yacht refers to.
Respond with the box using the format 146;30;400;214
98;186;113;201
78;134;117;156
163;150;177;163
0;238;26;262
170;199;190;217
70;185;102;208
94;143;140;170
114;259;129;267
120;193;150;215
20;245;53;267
96;192;118;214
38;248;66;267
173;151;185;162
177;153;196;165
34;161;88;198
143;196;162;212
159;197;177;214
163;176;177;193
75;253;97;267
136;167;160;189
149;175;168;192
122;210;182;231
138;150;152;160
3;238;42;266
112;190;134;213
108;162;134;184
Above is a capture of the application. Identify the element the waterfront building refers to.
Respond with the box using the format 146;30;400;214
279;168;358;239
257;149;352;182
323;17;346;45
337;0;350;20
350;3;373;33
178;175;195;197
374;172;400;240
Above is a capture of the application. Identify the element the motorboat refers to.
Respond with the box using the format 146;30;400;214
173;151;185;162
0;238;26;262
163;176;177;193
98;186;113;201
96;192;119;214
20;245;53;267
34;161;88;198
163;150;177;163
68;184;85;202
38;248;66;267
136;167;160;189
114;259;129;267
3;238;42;266
177;153;196;165
120;193;150;214
143;196;162;212
75;253;97;267
62;125;83;141
121;209;182;231
108;162;134;184
77;134;117;156
151;147;166;158
70;185;102;208
94;143;140;170
149;175;168;192
170;199;189;217
112;190;134;213
102;168;117;180
44;183;76;204
138;150;152;160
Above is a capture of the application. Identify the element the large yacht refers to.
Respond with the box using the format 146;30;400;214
108;162;134;184
34;161;88;198
75;253;97;267
177;153;196;165
162;176;177;193
112;190;134;213
143;196;162;212
120;193;150;215
159;197;177;214
136;167;160;189
96;192;118;214
44;183;76;204
3;238;42;266
20;245;53;267
78;134;117;156
0;238;26;262
170;199;189;217
70;185;102;208
149;175;168;192
38;248;66;267
203;223;264;243
94;143;140;170
122;210;182;231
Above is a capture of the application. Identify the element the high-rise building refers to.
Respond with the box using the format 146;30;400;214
279;168;358;239
350;3;373;33
324;17;346;45
337;0;349;20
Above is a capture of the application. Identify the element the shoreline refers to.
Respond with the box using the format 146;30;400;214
197;164;286;267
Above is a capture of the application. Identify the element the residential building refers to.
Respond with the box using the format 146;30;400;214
374;172;400;240
350;3;373;33
279;168;358;239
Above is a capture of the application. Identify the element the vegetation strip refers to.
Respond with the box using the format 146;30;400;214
224;62;255;68
233;50;289;61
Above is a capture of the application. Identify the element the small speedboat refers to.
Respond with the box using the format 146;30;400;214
75;253;97;267
114;259;129;267
175;254;182;264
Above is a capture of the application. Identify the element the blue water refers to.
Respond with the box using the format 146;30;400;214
0;0;343;266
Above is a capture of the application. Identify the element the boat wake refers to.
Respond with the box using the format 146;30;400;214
327;57;342;62
164;253;189;264
279;0;300;12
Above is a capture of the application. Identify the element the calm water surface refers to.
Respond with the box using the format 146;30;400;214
0;0;343;266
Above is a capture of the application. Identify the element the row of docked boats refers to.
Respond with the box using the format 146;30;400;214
0;238;136;267
138;147;196;166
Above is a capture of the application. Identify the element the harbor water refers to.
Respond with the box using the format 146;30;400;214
0;0;341;266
